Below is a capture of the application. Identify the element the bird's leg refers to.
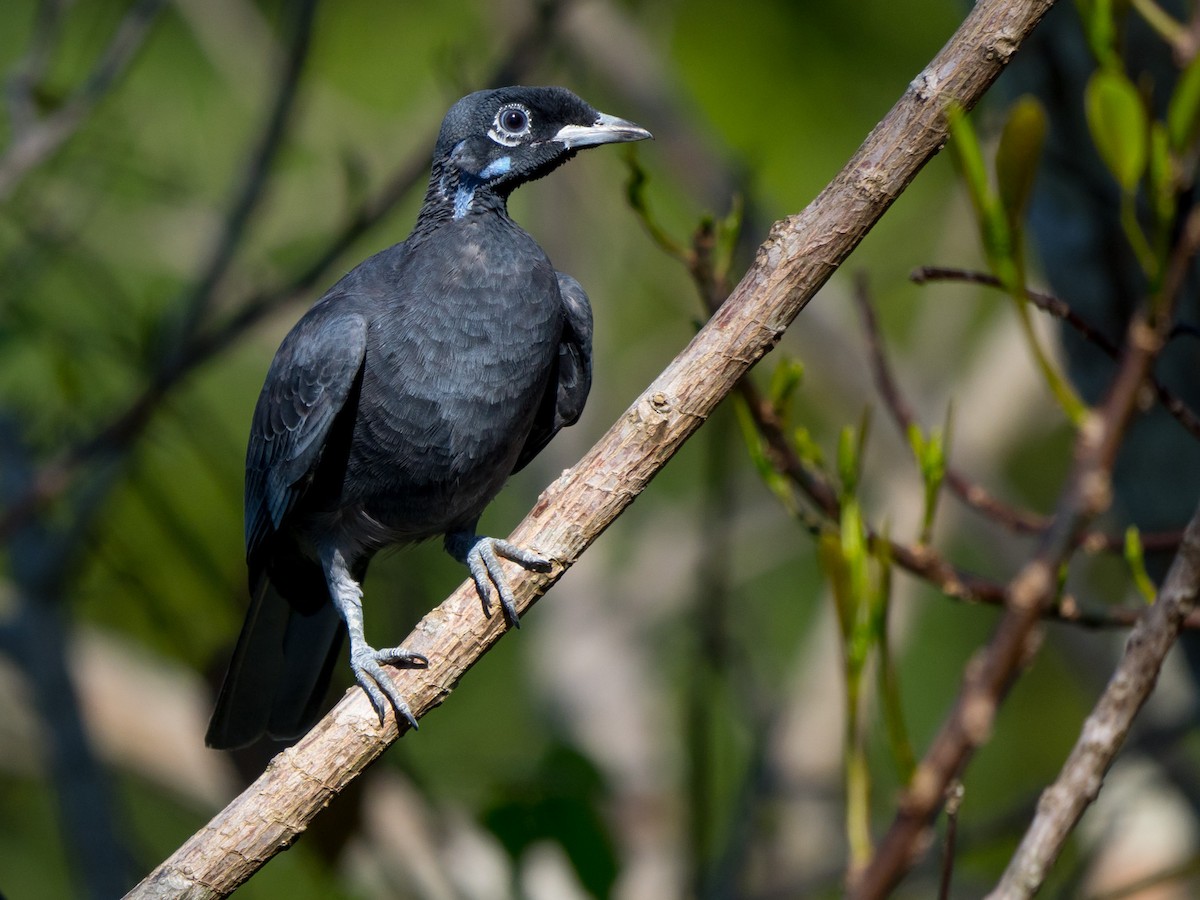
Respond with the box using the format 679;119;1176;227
321;547;427;731
444;530;551;628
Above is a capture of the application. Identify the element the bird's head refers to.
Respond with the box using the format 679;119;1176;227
426;86;651;218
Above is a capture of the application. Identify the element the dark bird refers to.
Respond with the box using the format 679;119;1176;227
206;86;651;749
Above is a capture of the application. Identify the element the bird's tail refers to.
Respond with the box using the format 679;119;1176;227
206;574;344;749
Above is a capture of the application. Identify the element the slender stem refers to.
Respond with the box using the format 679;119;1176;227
911;266;1200;447
986;500;1200;898
1120;192;1161;282
1007;288;1088;425
1129;0;1193;58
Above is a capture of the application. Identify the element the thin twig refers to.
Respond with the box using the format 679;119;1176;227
851;197;1200;900
5;0;66;134
856;283;1186;553
938;782;965;900
912;266;1200;442
737;346;1197;630
856;281;1049;533
985;516;1200;896
168;0;318;346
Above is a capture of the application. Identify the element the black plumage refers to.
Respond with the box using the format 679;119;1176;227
207;86;650;749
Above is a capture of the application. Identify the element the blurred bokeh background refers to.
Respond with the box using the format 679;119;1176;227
2;1;1199;897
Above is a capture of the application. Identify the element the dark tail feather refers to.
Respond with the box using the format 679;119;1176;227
206;578;344;749
268;598;343;739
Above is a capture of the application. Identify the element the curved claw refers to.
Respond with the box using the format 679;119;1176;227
349;645;427;731
460;536;550;628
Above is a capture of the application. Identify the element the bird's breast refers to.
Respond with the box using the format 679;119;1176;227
343;221;563;536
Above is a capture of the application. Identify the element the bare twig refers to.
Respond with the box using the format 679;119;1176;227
855;284;1186;553
5;0;65;133
856;281;1049;533
938;782;965;900
736;329;1196;630
125;1;1061;894
986;500;1200;898
912;266;1200;442
850;199;1200;900
0;0;168;202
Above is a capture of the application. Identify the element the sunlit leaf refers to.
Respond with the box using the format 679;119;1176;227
1075;0;1121;69
768;357;805;419
1167;53;1200;156
996;96;1047;227
946;103;993;227
1148;121;1176;239
1086;69;1149;193
947;104;1016;288
1124;526;1158;604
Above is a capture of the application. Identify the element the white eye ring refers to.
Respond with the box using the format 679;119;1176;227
489;103;532;146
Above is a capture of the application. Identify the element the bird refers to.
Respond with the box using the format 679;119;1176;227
206;86;651;749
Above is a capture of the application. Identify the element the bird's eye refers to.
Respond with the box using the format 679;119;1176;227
491;104;531;144
499;105;529;134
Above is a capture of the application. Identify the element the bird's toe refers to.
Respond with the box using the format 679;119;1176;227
349;646;420;731
491;537;551;571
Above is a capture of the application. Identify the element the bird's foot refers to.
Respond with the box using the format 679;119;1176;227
447;534;551;628
349;643;428;732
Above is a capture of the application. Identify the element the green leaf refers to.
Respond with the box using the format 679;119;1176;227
818;529;854;641
713;193;744;283
1168;51;1200;152
733;398;793;507
1147;121;1176;240
1075;0;1120;69
947;103;1017;288
1086;70;1149;194
1124;526;1158;604
946;103;993;227
768;357;805;419
793;425;825;468
837;409;871;499
996;96;1047;227
838;424;859;497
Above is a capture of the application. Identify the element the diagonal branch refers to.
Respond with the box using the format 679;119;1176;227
987;499;1200;899
855;284;1185;552
124;0;1061;895
851;197;1200;900
911;265;1200;442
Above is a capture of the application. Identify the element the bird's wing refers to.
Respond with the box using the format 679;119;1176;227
512;272;593;473
209;304;367;749
245;304;369;558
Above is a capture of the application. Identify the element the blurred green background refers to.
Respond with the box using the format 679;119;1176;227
2;1;1198;898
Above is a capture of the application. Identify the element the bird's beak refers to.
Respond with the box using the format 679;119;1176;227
553;112;653;149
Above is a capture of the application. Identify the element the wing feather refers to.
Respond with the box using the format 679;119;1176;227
245;306;368;557
512;272;593;472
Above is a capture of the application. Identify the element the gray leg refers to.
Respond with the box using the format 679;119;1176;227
320;546;426;730
445;529;550;628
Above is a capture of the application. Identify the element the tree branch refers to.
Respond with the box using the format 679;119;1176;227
987;499;1200;899
125;0;1060;895
855;284;1185;553
850;194;1200;900
911;266;1200;443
